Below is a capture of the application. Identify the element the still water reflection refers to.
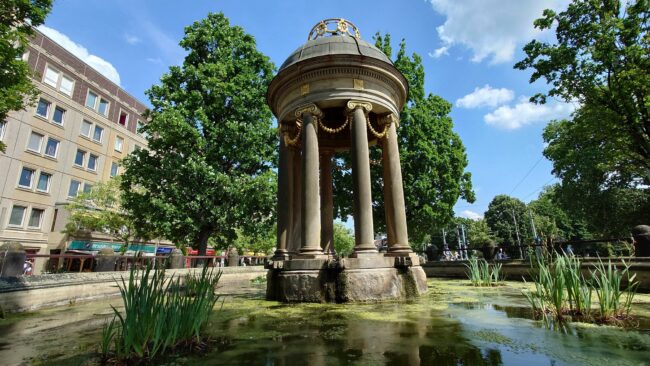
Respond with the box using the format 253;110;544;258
1;279;649;365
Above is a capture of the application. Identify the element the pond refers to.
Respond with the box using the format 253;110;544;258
1;279;650;365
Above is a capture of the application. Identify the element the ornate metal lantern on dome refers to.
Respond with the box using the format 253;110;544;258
265;18;428;303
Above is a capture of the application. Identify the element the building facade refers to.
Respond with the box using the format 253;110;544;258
0;29;149;269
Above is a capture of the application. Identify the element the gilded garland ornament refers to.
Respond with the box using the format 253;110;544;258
318;115;350;134
366;115;388;139
283;120;302;147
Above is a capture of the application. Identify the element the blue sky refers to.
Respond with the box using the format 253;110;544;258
39;0;576;221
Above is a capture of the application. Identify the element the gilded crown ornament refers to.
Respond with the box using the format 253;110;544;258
307;18;361;41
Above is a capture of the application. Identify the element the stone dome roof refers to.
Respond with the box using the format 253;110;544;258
278;35;393;71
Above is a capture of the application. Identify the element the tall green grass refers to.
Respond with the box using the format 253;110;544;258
522;253;638;326
100;265;221;363
465;257;502;287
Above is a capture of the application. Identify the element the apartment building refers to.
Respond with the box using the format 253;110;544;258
0;29;150;268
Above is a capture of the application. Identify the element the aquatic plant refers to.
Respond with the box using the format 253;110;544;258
591;259;638;321
523;255;574;322
465;257;502;287
100;265;221;363
522;253;638;326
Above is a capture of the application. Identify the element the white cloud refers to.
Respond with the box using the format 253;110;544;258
460;210;483;220
429;0;569;63
142;20;185;64
37;25;121;85
456;85;514;109
124;33;141;45
484;97;576;130
428;46;449;59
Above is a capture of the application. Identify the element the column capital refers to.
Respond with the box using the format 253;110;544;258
346;100;373;114
378;113;399;127
294;103;322;118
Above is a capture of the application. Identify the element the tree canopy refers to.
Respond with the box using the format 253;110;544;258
515;0;650;178
484;195;532;256
0;0;53;153
121;13;277;255
333;222;355;257
515;0;650;238
332;34;475;246
543;107;650;237
64;177;146;249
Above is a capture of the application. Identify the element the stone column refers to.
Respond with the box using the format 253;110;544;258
347;100;376;255
320;152;334;254
297;104;325;257
382;139;396;247
289;148;302;254
274;128;292;260
381;115;411;254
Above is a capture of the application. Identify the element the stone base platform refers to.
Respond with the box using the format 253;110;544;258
266;254;428;303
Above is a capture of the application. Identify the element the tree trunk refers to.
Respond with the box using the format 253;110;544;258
195;229;211;267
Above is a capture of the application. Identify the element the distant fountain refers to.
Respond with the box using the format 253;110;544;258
265;19;427;302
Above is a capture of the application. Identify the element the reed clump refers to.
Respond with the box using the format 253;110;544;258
522;253;638;327
465;257;503;287
100;265;222;364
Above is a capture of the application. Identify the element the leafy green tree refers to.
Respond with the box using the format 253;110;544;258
484;195;532;256
458;218;497;250
333;222;355;257
528;185;592;242
332;34;475;244
228;224;275;256
121;13;277;256
515;0;650;178
543;107;650;237
0;0;53;153
64;177;146;249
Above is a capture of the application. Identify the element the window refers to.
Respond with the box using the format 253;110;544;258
44;138;59;158
43;66;59;88
8;205;26;226
27;208;44;228
52;106;65;125
44;65;75;96
74;149;86;166
36;172;51;192
119;111;129;127
80;120;92;137
27;132;43;152
87;154;98;171
110;162;119;177
60;75;74;96
114;136;124;152
93;125;104;142
83;183;93;193
36;98;50;118
98;99;109;116
18;167;34;188
86;90;110;116
68;180;81;198
86;91;98;109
